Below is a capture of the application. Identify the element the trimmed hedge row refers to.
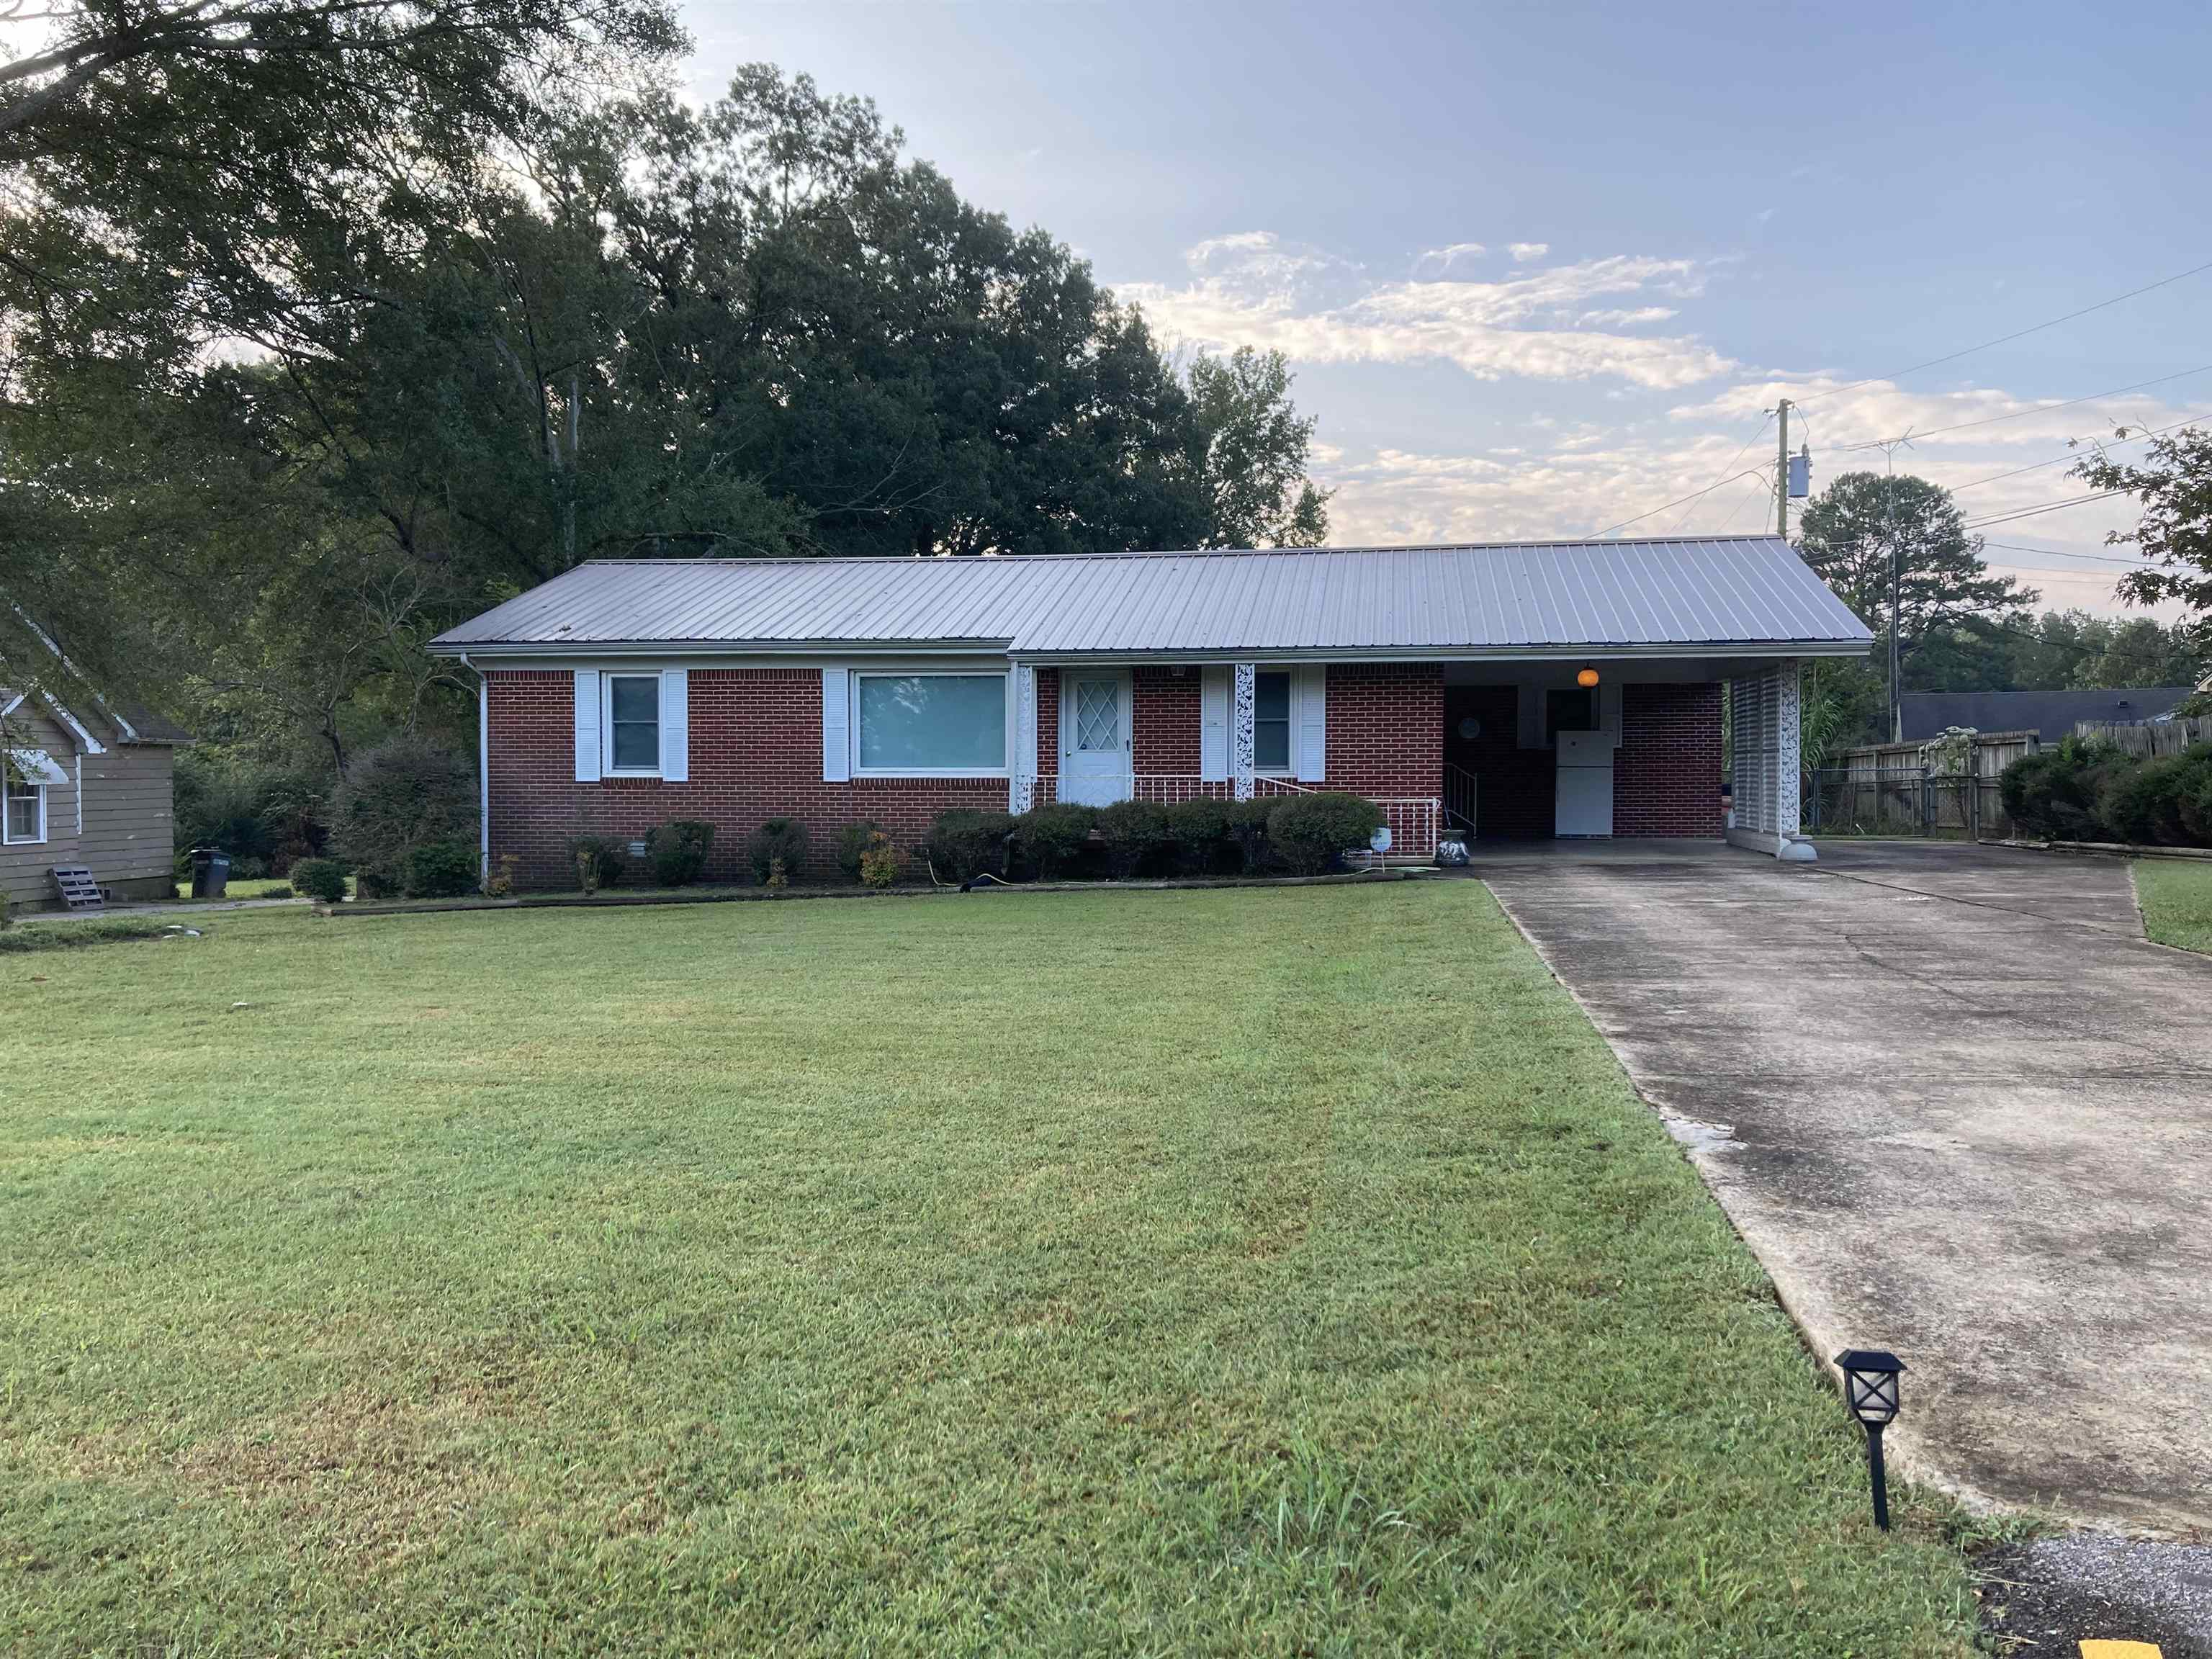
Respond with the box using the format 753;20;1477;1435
2001;738;2212;847
920;793;1388;882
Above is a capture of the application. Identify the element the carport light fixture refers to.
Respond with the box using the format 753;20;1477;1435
1576;666;1601;688
1833;1348;1904;1530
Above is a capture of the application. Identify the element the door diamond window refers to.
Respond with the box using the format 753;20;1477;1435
1074;680;1120;751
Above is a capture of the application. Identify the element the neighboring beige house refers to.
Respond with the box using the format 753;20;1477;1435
2;683;189;912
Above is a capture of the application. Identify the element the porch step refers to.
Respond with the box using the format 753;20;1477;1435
51;866;104;910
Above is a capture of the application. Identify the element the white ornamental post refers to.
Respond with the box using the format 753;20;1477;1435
1776;660;1815;860
1010;663;1037;814
1232;662;1256;801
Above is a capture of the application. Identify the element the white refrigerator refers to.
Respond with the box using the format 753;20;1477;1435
1555;729;1614;837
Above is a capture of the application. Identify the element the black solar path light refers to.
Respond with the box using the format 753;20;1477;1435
1833;1349;1904;1530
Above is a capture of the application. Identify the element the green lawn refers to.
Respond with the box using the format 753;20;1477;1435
1;886;1979;1655
2136;856;2212;953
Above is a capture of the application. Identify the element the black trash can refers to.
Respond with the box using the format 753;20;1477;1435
189;847;231;899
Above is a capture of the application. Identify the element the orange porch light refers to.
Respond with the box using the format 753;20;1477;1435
1576;667;1601;688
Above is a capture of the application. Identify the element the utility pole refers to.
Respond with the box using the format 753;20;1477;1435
1870;433;1915;744
1775;398;1793;539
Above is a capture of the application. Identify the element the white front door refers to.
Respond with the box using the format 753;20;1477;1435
1061;670;1133;805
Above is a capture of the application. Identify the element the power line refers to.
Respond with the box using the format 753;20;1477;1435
1961;490;2127;530
1670;411;1773;532
1979;538;2159;567
1585;468;1771;539
1941;416;2203;495
1831;364;2212;453
1794;256;2212;407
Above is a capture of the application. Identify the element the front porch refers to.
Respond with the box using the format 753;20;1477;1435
1001;655;1820;863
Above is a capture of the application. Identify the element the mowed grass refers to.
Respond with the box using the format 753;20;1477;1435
2136;856;2212;954
1;885;1979;1655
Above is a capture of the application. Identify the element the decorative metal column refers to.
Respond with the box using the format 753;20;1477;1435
1232;662;1256;801
1776;660;1802;842
1010;663;1038;814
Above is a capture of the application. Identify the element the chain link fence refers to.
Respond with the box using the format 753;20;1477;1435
1807;768;2013;840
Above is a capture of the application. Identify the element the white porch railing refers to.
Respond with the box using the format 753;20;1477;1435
1028;775;1442;861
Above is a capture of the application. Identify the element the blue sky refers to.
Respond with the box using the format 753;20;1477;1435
681;1;2209;615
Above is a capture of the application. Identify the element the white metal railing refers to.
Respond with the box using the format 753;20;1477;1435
1442;763;1479;838
1025;776;1439;862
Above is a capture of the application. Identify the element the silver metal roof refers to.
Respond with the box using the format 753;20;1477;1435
430;538;1873;658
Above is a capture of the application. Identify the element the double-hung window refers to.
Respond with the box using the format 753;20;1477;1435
854;673;1007;775
1254;670;1292;773
604;675;661;774
3;769;44;844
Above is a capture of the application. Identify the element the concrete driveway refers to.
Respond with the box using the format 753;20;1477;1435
1473;840;2212;1534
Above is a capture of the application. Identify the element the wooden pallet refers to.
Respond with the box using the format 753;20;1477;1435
50;866;104;910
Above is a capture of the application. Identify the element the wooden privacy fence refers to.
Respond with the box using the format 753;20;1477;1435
1809;730;2042;839
2074;716;2212;758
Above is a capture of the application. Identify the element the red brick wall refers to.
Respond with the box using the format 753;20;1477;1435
1615;682;1723;837
1321;663;1443;799
1132;667;1202;775
486;670;1007;888
1035;667;1058;778
488;662;1455;890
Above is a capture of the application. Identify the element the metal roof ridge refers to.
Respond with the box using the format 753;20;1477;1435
565;534;1791;570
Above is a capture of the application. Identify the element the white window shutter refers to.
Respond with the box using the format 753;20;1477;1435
1200;667;1230;781
821;668;851;781
1294;665;1328;782
659;668;689;781
574;669;602;783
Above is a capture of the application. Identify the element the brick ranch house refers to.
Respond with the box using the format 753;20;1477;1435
428;536;1874;887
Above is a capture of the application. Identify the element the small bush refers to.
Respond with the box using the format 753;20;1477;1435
485;854;517;899
402;838;482;899
1013;802;1097;879
647;819;715;886
858;830;902;889
568;835;629;893
1267;792;1385;876
2182;756;2212;845
289;858;348;904
329;740;477;897
922;809;1014;882
2000;739;2135;842
1164;797;1241;875
1226;797;1277;874
2101;755;2190;846
1094;799;1173;878
837;819;886;882
744;817;809;883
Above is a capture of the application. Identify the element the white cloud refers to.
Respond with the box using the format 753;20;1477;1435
1412;241;1487;276
1509;242;1550;262
1118;235;1732;389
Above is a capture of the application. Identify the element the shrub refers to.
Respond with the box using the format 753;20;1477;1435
289;858;348;904
1226;798;1276;874
1095;799;1173;878
647;819;715;886
1267;792;1385;876
921;809;1014;882
2182;752;2212;845
745;817;810;884
402;838;482;899
568;834;629;893
485;854;518;899
1164;797;1240;875
2100;746;2212;847
2000;739;2134;842
837;819;886;882
172;750;328;875
329;740;476;897
858;830;902;889
1012;802;1097;879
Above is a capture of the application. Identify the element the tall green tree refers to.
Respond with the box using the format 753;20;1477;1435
1797;471;2034;735
2074;425;2212;655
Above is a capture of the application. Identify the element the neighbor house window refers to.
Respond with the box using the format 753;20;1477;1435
1254;670;1292;773
605;675;660;773
3;771;43;844
855;673;1007;773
